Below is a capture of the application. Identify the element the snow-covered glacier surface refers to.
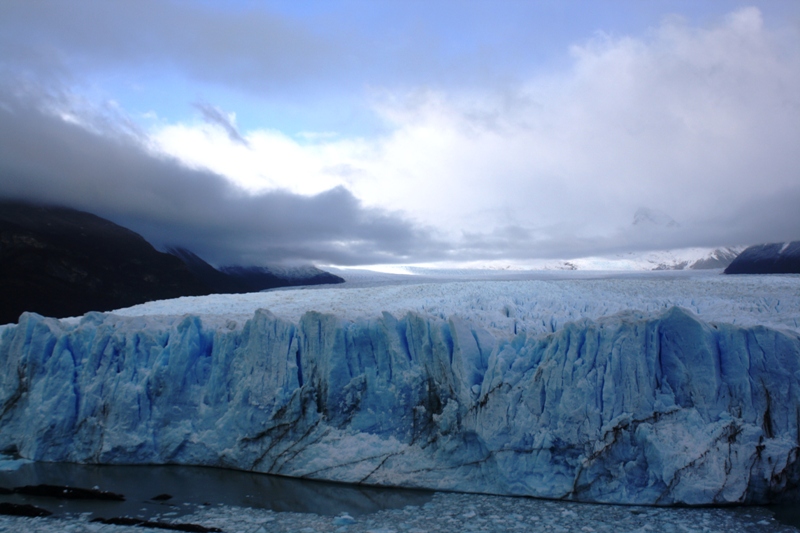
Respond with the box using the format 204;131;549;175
1;275;800;506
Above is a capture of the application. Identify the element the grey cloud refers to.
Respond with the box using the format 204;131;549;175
378;7;800;257
2;4;799;265
453;204;800;262
0;0;425;100
2;77;796;267
0;1;336;94
0;0;587;100
193;101;248;145
0;88;447;266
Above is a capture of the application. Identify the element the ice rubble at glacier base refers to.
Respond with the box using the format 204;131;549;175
2;492;797;533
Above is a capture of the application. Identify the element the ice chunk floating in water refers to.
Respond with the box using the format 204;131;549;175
1;278;800;506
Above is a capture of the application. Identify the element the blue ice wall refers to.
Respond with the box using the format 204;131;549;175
1;307;799;505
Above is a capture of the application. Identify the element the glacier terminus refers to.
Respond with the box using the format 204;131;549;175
1;274;799;506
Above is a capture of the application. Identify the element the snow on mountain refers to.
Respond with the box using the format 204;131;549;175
1;275;799;506
370;247;745;273
683;247;743;269
565;246;746;271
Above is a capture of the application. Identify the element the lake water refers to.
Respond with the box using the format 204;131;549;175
0;460;432;520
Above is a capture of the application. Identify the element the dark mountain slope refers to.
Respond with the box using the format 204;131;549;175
220;265;344;291
167;248;345;292
166;247;251;294
0;201;209;324
724;241;800;274
1;201;346;325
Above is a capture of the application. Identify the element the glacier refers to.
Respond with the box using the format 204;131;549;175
1;276;800;506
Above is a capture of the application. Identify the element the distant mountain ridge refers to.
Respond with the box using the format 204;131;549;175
724;241;800;274
433;246;744;272
682;247;742;270
168;247;344;293
0;201;344;324
219;265;344;290
645;247;743;271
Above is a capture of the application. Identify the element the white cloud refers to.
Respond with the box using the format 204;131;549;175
150;121;372;196
149;7;800;253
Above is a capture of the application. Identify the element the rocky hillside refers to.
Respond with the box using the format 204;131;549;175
0;201;209;324
0;201;343;324
724;241;800;274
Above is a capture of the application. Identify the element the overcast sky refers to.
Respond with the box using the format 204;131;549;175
1;1;799;267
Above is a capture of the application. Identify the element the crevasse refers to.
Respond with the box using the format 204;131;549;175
1;306;799;505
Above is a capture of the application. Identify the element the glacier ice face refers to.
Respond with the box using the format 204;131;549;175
2;292;800;506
